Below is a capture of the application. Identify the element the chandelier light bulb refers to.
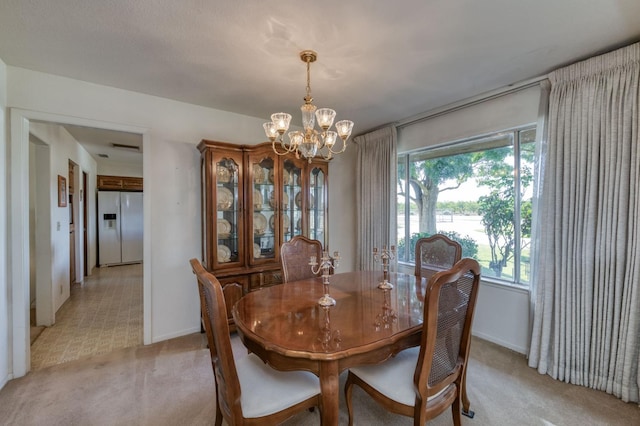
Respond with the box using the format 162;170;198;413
263;122;278;141
323;131;337;148
315;108;336;130
335;120;354;140
288;131;303;148
271;112;292;134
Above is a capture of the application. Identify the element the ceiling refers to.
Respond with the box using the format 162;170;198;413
61;124;143;165
1;0;640;163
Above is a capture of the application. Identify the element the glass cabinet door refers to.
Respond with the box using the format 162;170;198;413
200;141;330;284
282;158;304;243
249;153;276;264
309;164;328;247
215;156;242;267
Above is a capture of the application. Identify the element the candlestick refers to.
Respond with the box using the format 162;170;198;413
310;250;340;306
373;245;396;289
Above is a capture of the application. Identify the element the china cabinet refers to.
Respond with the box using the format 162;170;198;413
198;140;329;327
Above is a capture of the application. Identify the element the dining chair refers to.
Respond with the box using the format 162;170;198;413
190;259;321;425
414;234;463;279
345;258;481;426
190;258;210;334
413;234;473;417
280;235;323;283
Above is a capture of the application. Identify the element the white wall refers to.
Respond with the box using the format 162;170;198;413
397;84;542;354
398;85;541;152
97;160;142;177
0;57;9;388
473;281;530;352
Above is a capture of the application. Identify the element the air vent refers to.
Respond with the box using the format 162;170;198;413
97;153;109;158
112;143;141;151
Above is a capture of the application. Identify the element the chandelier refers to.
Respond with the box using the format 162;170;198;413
263;50;354;162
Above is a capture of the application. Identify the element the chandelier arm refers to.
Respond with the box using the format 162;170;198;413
271;139;297;156
282;138;299;153
325;140;348;155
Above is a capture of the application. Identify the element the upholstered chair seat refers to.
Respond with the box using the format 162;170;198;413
348;347;446;406
236;354;320;418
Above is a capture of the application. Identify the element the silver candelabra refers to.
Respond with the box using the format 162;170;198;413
373;245;396;290
309;250;340;306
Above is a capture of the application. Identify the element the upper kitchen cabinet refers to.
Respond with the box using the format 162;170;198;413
97;175;143;191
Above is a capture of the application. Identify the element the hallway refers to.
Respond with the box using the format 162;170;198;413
30;264;142;370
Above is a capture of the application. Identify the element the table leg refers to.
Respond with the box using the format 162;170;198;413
319;361;340;426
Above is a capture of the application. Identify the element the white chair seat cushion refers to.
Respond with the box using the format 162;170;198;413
236;354;320;418
349;347;446;406
230;333;249;362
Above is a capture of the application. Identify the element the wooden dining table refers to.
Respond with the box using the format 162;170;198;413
232;270;428;425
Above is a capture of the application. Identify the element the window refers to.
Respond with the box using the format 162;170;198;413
397;126;536;285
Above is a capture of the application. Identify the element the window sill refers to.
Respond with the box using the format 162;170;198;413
397;261;530;293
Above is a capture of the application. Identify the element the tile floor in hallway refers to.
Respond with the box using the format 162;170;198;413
30;263;143;370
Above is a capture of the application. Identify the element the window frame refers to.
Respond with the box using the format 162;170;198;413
397;124;537;287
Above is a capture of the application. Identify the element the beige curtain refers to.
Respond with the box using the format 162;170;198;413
528;43;640;402
355;126;397;270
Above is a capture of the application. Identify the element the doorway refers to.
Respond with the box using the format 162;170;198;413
83;171;88;278
29;135;53;343
69;160;76;286
9;109;150;377
29;123;144;369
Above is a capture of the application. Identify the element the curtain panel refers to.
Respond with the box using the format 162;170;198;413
529;43;640;402
355;126;397;270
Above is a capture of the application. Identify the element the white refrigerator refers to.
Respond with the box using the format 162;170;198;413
98;191;143;266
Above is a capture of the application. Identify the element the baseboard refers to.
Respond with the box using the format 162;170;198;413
472;331;528;355
150;326;200;344
0;372;13;392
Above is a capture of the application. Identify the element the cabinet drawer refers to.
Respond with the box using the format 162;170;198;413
249;270;283;291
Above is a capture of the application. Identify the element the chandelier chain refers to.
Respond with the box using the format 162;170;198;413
305;57;312;103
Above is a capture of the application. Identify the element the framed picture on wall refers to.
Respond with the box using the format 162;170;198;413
58;175;67;207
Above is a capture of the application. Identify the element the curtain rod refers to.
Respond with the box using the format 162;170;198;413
396;74;549;129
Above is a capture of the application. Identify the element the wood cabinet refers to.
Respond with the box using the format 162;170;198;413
97;175;143;191
198;140;329;326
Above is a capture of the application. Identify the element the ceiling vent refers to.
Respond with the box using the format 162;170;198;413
112;143;141;151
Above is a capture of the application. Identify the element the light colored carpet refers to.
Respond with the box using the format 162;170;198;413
1;333;638;425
